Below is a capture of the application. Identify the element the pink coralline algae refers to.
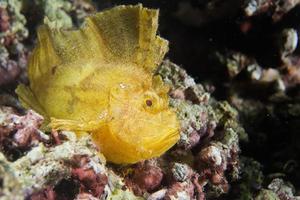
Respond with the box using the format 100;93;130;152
0;107;48;159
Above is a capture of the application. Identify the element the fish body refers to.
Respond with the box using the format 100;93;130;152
16;5;180;164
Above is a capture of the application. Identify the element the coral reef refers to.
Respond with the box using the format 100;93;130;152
0;107;46;160
0;0;28;86
114;60;245;199
0;108;140;199
22;0;95;29
1;0;300;199
243;0;300;22
0;60;245;199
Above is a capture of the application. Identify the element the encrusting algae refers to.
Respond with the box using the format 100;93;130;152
16;4;180;164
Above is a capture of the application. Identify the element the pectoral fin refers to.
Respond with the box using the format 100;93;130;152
50;117;106;132
15;84;47;117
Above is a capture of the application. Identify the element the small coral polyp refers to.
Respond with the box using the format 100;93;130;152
16;4;180;164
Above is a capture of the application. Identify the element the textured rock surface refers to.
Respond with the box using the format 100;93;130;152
1;0;300;199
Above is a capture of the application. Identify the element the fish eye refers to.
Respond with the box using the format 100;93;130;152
145;99;153;107
143;91;161;113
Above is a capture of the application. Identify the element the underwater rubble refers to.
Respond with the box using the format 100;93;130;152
0;0;300;200
0;59;246;200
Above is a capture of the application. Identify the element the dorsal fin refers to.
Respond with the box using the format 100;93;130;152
28;4;168;88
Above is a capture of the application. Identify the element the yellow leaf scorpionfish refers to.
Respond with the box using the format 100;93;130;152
16;4;180;164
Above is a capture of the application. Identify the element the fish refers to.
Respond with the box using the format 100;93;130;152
16;4;180;164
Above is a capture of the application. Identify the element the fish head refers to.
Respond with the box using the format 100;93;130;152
106;75;180;162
